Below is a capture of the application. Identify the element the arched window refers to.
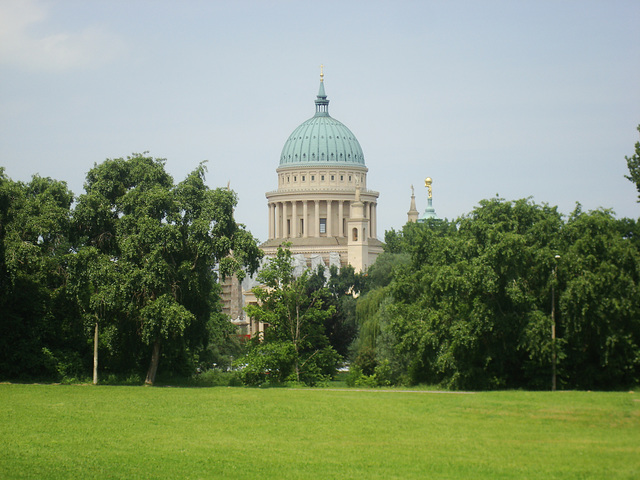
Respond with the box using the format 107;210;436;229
352;228;358;241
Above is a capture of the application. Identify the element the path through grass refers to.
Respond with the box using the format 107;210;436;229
1;385;638;479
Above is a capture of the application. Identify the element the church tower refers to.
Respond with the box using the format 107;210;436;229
407;185;419;223
347;184;369;271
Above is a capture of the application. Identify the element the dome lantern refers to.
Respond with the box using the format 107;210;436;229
315;65;329;116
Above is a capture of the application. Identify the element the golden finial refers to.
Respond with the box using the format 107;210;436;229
425;177;433;199
320;64;324;82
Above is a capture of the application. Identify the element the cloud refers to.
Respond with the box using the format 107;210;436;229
0;0;124;71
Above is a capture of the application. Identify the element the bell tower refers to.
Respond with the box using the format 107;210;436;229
347;184;369;272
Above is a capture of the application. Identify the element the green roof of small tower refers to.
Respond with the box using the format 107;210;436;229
418;198;438;222
280;70;365;167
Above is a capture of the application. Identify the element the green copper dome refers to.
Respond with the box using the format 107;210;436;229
279;81;365;167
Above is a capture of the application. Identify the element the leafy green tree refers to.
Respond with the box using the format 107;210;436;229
0;171;81;379
383;199;564;389
65;247;123;384
244;245;339;385
319;264;362;357
72;154;261;384
625;125;640;202
558;207;640;388
383;228;404;254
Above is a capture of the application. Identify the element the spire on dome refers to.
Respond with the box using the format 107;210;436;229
315;64;329;116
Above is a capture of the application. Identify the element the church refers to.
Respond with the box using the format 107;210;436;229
259;69;383;272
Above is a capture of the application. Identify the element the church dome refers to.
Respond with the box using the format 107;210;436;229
279;80;365;167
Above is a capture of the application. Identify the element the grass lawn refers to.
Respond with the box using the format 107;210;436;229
1;384;638;479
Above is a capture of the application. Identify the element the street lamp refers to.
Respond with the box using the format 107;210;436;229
551;254;561;391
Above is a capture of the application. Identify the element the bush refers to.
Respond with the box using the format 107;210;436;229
235;341;296;386
298;346;342;386
41;347;87;383
346;360;393;388
372;360;393;386
353;347;377;376
237;342;342;387
101;373;144;385
346;365;364;387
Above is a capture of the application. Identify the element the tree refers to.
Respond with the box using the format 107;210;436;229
381;199;564;389
244;245;339;385
65;247;123;384
0;171;81;380
383;228;404;254
558;207;640;388
625;125;640;202
73;154;261;384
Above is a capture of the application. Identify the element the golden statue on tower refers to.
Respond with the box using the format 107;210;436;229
425;177;433;199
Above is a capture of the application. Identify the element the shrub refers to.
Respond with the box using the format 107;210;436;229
236;341;296;386
298;346;342;386
346;360;393;388
41;347;87;383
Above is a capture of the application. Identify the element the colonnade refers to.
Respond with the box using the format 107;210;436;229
268;199;377;240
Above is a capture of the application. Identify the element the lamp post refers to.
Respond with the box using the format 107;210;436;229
551;254;561;391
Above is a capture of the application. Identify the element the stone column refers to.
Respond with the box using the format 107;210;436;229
326;200;332;237
268;202;273;239
291;200;298;238
274;202;280;239
365;202;370;237
371;203;377;239
338;200;344;237
303;200;308;238
282;201;288;237
314;200;320;238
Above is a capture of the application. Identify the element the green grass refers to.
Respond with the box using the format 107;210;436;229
1;384;638;479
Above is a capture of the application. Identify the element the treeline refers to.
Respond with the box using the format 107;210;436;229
0;154;261;384
2;128;639;390
350;199;640;390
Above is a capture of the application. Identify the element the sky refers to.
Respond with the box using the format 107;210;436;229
1;0;639;243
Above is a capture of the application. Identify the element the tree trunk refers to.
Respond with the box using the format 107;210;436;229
93;321;99;385
145;339;161;386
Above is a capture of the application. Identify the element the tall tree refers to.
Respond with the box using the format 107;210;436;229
382;199;564;389
73;154;261;384
244;245;339;385
0;171;79;379
65;247;123;384
558;207;640;388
